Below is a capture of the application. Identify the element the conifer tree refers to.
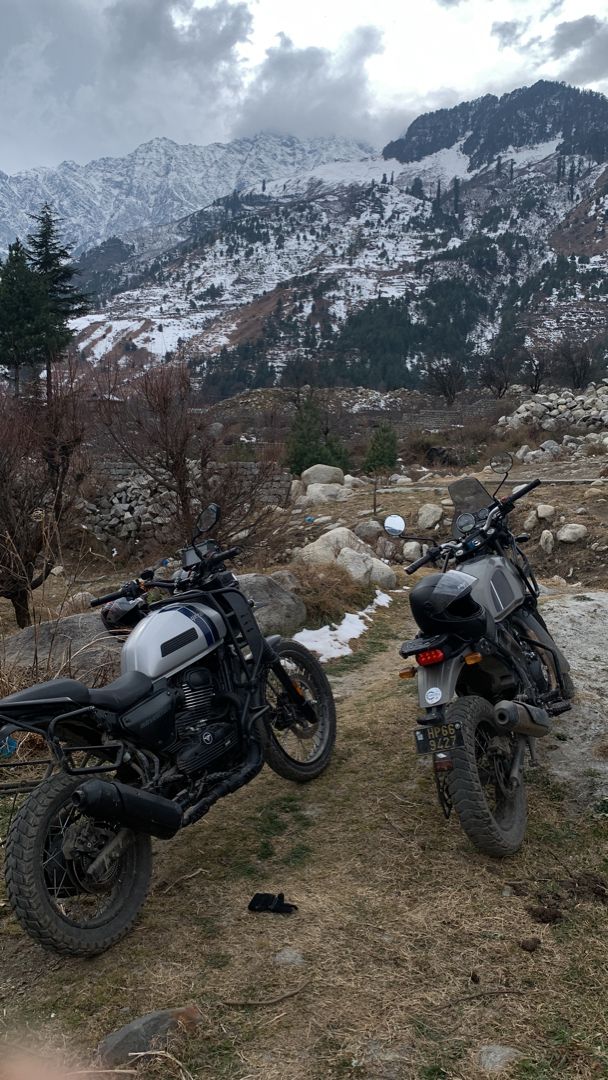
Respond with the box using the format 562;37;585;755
0;240;49;396
285;398;348;476
26;203;89;400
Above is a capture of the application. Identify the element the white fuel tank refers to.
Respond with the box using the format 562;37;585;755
121;602;226;680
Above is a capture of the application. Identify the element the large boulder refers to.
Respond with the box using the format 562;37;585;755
303;483;352;505
301;464;344;487
336;549;396;589
237;574;307;636
354;520;384;544
557;524;589;543
1;612;123;682
417;503;443;530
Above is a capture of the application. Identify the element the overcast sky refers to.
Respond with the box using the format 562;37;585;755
1;0;608;173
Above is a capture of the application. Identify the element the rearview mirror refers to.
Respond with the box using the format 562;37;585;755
384;514;406;538
194;503;220;539
490;452;513;476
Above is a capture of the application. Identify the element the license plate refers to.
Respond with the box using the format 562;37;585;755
414;720;464;755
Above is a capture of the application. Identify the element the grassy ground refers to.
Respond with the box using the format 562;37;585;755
1;591;608;1079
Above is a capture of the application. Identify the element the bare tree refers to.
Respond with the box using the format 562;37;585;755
0;382;84;627
95;360;209;529
478;353;520;398
554;337;603;390
422;356;468;406
519;347;553;394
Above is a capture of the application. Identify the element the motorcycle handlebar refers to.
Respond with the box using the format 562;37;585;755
501;478;541;508
206;545;242;568
90;588;130;608
405;547;440;576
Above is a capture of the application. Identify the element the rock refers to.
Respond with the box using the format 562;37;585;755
301;464;344;487
514;444;530;462
273;947;305;967
295;527;372;570
389;474;412;486
523;510;538;531
354;520;383;544
403;541;422;562
304;483;352;505
335;549;372;585
312;516;333;526
417;503;443;530
290;479;305;502
237;574;306;636
208;421;224;440
375;537;398;561
343;474;367;488
536;504;556;521
540;439;561;456
61;591;96;615
369;560;397;590
476;1045;523;1073
539;530;554;555
97;1004;204;1067
49;565;65;577
1;612;123;682
270;570;301;593
557;524;589;543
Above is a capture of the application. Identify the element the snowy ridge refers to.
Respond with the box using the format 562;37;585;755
0;133;374;254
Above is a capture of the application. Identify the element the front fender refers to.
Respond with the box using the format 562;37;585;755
417;657;465;708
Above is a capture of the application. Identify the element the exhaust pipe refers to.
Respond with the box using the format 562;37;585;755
73;779;182;839
493;700;552;739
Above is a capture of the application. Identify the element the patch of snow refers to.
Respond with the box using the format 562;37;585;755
293;590;392;662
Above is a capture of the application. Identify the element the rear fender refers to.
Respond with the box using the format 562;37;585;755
417;657;465;709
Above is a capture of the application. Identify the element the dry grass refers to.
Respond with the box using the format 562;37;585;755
1;591;608;1078
288;563;376;629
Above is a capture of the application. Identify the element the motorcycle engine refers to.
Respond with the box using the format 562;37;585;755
173;667;238;776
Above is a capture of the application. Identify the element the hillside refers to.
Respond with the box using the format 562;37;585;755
0;133;373;254
66;82;608;398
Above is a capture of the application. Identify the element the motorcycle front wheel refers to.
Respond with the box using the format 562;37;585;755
5;771;152;956
260;639;336;782
447;695;527;857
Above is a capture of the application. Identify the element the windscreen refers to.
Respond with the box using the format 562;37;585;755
448;477;491;515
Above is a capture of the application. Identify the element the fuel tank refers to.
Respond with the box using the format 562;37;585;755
121;602;226;680
462;555;526;622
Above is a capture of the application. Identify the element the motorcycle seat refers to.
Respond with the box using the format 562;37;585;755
89;672;154;712
0;671;154;714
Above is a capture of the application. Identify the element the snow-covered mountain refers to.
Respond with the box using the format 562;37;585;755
0;133;374;254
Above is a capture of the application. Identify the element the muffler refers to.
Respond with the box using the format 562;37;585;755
73;779;182;839
493;700;552;739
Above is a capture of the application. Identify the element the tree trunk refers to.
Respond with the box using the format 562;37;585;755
11;589;31;628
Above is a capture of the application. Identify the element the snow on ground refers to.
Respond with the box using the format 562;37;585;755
294;591;392;662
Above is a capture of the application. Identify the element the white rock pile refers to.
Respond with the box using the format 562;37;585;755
498;382;608;437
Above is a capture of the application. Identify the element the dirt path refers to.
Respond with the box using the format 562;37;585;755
2;592;608;1079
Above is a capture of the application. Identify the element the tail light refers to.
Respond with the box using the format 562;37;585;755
417;648;445;666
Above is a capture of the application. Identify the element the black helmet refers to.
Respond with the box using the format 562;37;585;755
101;596;147;634
409;570;489;641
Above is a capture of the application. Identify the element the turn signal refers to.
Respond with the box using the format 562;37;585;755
399;668;416;679
417;648;445;667
464;652;483;666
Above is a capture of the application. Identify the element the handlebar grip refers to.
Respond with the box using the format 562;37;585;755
405;550;436;576
208;545;242;567
90;589;125;608
506;478;542;504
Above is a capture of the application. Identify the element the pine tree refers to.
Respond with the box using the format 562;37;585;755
0;240;49;396
496;155;502;177
364;422;398;513
26;203;89;400
453;177;460;215
285;398;348;476
410;177;425;200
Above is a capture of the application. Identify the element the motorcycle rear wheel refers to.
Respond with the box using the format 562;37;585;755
447;695;527;857
5;772;152;956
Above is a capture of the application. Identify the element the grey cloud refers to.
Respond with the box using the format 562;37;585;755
0;0;252;172
435;0;465;7
233;26;402;146
491;19;531;49
559;21;608;82
549;15;602;58
541;0;565;19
